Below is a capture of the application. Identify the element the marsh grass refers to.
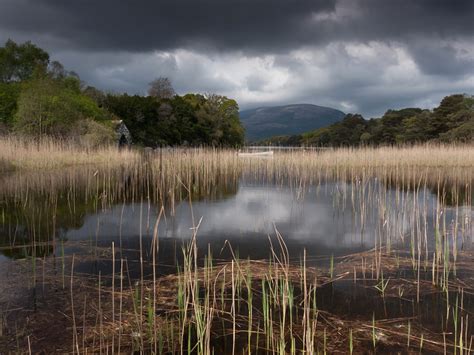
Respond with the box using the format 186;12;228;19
3;241;472;353
0;136;140;171
0;142;473;353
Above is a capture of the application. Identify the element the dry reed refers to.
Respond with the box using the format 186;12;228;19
0;141;473;354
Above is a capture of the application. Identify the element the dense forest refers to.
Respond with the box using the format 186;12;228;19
103;93;244;147
0;40;245;147
258;94;474;146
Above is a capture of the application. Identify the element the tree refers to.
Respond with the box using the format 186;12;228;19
0;39;50;83
184;93;244;146
0;82;21;127
400;110;433;143
104;94;165;146
370;108;423;145
104;92;244;147
207;94;244;146
304;114;368;146
360;132;372;144
14;75;109;138
83;86;106;107
440;119;474;143
48;60;67;80
148;77;176;99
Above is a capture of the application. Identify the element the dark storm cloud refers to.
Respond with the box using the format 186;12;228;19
407;41;474;77
0;0;472;116
0;0;472;53
0;0;337;51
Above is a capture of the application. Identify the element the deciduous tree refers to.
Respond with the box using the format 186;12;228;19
0;39;49;83
148;77;176;99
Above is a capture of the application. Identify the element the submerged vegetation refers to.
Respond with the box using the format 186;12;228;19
0;143;473;353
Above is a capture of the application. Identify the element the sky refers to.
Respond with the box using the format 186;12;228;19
0;0;473;117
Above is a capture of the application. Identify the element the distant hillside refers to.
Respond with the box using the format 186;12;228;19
240;104;345;141
257;94;474;147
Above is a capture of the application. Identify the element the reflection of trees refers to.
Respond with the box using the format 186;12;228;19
363;169;473;208
386;177;473;207
432;182;473;207
0;167;113;259
0;167;239;259
190;172;239;202
0;193;94;259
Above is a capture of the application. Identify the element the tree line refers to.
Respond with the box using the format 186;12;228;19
0;39;245;147
2;39;471;149
258;94;474;146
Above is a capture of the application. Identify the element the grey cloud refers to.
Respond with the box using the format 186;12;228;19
0;0;473;117
246;74;268;92
236;42;474;116
0;0;472;53
52;51;179;95
0;0;336;52
406;41;474;77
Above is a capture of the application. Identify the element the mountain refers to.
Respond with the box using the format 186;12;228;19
239;104;345;142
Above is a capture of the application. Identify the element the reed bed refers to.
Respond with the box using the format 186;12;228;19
0;136;140;171
0;142;473;353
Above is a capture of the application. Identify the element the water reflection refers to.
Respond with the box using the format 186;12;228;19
0;171;472;265
65;182;402;264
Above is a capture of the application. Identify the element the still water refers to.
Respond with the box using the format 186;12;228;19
0;168;473;353
2;171;469;273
